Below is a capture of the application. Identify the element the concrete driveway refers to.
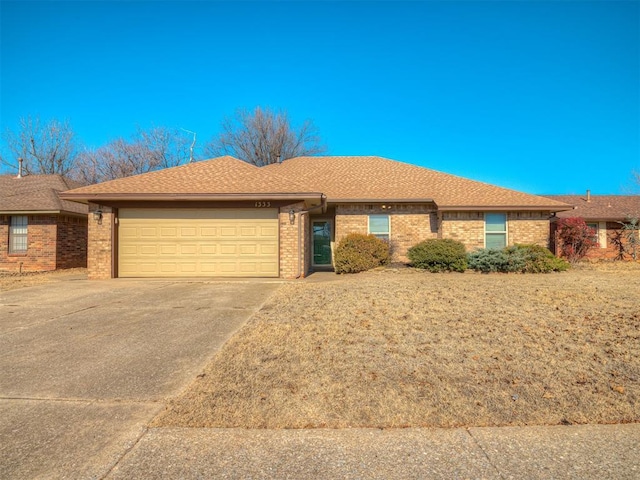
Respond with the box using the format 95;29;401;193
0;278;281;479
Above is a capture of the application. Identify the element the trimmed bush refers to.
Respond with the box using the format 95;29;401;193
334;233;390;274
407;239;467;272
467;244;569;273
467;248;523;273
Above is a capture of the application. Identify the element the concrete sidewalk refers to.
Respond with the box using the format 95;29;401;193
106;423;640;479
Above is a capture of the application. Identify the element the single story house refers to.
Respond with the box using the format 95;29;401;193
60;155;572;279
546;192;640;260
1;174;88;272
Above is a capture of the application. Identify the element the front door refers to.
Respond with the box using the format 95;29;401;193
312;220;332;267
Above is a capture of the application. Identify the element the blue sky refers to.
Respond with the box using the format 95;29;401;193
1;0;638;194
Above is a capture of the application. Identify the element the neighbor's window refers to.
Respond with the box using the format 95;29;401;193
369;214;390;242
9;215;28;253
586;222;599;242
485;213;507;249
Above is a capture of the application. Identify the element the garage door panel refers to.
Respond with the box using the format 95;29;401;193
118;208;278;278
200;227;217;237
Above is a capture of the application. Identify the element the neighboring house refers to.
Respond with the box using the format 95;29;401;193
0;174;89;272
546;192;640;260
60;155;572;279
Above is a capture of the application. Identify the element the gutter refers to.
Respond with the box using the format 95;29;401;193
0;210;87;217
439;205;574;212
59;192;325;203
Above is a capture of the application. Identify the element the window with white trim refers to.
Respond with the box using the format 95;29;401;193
586;222;599;242
9;216;28;253
485;213;507;249
369;214;390;242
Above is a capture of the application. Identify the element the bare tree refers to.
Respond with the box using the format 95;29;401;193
72;126;192;184
205;107;326;166
1;116;79;175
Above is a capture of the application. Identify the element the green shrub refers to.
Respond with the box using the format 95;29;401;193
407;239;467;272
467;248;523;273
334;233;390;274
507;244;570;273
467;244;570;273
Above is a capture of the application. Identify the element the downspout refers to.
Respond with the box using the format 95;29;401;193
295;195;327;279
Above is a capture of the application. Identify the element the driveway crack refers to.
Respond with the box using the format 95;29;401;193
465;427;506;480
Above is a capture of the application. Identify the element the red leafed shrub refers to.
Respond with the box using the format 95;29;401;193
556;217;598;263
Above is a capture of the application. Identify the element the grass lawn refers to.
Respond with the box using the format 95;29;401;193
153;263;640;429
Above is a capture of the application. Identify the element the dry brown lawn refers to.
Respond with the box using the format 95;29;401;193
0;268;87;291
155;263;640;429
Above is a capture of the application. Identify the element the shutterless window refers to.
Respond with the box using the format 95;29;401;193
485;213;507;249
9;216;28;253
586;222;599;242
369;214;390;242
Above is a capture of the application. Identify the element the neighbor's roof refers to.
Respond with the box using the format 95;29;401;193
545;194;640;221
265;156;572;210
60;156;323;202
0;174;88;215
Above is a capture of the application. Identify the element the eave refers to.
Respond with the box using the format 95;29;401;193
328;198;435;204
0;209;87;217
59;192;325;204
439;204;574;212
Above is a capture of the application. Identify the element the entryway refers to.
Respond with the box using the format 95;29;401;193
312;219;333;268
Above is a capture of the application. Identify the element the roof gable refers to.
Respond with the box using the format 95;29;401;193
265;156;571;210
0;174;87;215
61;156;321;201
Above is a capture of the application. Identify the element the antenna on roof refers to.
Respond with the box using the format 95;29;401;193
181;128;197;163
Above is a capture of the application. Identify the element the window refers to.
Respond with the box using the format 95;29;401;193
9;216;28;253
586;222;599;242
485;213;507;249
369;214;390;242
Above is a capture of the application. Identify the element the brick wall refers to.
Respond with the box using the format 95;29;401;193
552;221;640;261
87;204;113;279
0;215;57;272
507;211;551;248
335;203;438;262
440;212;485;251
441;211;552;252
56;216;88;269
279;202;308;279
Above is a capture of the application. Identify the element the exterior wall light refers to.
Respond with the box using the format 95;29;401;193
93;209;103;225
289;209;296;225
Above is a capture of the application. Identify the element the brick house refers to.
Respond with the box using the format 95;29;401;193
60;156;572;279
546;192;640;260
1;174;88;272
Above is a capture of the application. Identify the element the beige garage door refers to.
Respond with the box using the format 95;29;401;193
118;208;279;277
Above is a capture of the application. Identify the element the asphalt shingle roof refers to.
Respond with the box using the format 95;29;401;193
0;174;87;215
265;156;571;210
60;155;573;211
545;195;640;221
62;156;320;199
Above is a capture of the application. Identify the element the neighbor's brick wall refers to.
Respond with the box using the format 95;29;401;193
440;211;552;252
279;202;308;279
335;204;438;262
0;215;57;272
87;204;114;279
56;216;88;269
552;221;640;261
